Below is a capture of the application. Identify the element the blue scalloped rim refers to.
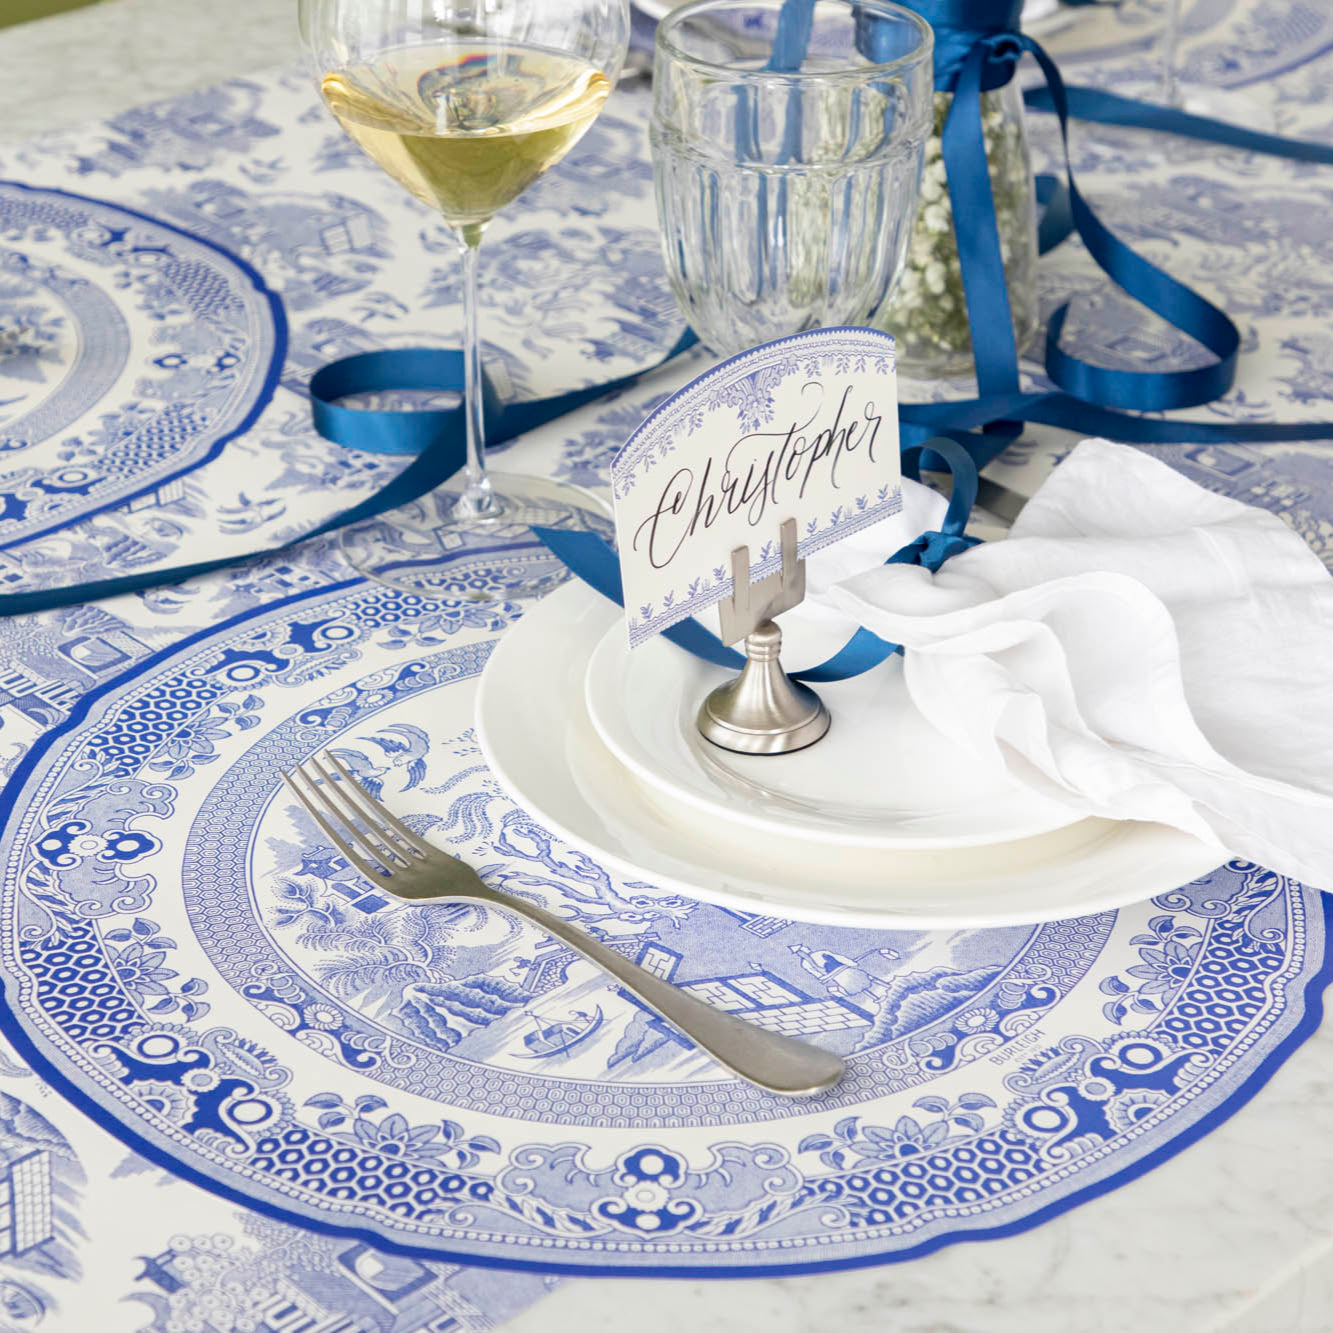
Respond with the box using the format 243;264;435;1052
0;180;288;551
0;574;1328;1277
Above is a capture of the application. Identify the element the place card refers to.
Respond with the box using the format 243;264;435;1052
611;326;902;647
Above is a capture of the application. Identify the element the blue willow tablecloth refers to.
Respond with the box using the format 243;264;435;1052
1;2;1333;1327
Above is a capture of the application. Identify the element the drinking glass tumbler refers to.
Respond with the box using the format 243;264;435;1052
650;0;933;357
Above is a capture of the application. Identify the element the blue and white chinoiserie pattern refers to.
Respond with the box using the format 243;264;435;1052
0;182;283;547
0;1067;555;1332
1048;0;1333;89
1;0;1333;1298
4;8;1333;592
0;71;683;595
0;547;1326;1276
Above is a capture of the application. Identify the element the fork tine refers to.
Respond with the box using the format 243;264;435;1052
282;769;387;884
306;753;412;869
322;749;433;860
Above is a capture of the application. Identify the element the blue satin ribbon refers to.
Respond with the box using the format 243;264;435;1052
0;332;696;617
873;1;1333;474
860;0;1023;91
900;11;1247;426
1026;83;1333;166
534;435;981;682
1035;173;1075;256
703;0;1333;484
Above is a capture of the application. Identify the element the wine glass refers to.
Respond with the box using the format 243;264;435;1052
300;0;629;602
1159;0;1183;108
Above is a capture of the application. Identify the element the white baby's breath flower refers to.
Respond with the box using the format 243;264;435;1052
875;87;1036;372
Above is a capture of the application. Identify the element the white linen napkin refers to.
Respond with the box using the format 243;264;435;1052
825;439;1333;889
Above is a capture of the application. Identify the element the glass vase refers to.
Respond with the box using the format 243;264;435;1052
875;80;1038;379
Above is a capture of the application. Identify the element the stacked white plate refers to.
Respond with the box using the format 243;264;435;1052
475;582;1218;928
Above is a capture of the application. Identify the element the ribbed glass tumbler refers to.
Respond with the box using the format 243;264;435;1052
650;0;933;357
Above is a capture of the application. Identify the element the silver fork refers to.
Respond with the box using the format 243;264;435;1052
282;752;845;1097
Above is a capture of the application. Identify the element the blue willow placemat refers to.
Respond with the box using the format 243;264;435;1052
0;543;1325;1276
0;67;683;593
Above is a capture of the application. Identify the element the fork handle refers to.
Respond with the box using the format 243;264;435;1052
465;888;844;1097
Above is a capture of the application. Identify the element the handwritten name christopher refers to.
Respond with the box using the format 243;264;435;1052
633;382;884;571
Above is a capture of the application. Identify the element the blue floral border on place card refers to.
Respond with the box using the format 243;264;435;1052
611;327;902;648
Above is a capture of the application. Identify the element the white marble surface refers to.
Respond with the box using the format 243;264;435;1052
503;1021;1333;1333
0;0;303;144
1;2;1330;1330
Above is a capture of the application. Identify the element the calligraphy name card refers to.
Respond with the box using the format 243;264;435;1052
611;327;903;647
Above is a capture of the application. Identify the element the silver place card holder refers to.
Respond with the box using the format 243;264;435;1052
697;517;831;755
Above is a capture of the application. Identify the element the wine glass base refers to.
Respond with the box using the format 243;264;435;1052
1177;87;1277;133
340;472;614;603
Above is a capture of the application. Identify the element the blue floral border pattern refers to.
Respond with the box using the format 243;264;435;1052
0;181;286;548
0;1058;553;1332
1048;0;1333;91
0;565;1326;1277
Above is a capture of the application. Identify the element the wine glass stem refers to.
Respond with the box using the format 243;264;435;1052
456;224;496;519
1161;0;1182;107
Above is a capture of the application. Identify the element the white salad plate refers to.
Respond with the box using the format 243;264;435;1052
475;583;1221;929
584;618;1083;851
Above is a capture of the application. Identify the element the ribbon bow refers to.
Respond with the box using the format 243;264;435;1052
891;526;979;571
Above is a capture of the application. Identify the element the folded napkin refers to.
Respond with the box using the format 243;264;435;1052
1021;0;1062;24
825;440;1333;889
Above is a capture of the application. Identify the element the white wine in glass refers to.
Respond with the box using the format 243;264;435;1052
300;2;629;602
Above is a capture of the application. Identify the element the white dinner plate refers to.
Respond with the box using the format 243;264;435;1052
475;583;1221;929
584;618;1083;850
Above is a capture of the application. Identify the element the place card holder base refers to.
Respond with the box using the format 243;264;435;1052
697;518;831;756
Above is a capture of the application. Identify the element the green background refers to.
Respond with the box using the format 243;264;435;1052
1;0;101;27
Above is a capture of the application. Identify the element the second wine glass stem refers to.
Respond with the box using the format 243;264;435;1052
456;224;496;519
1160;0;1182;107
